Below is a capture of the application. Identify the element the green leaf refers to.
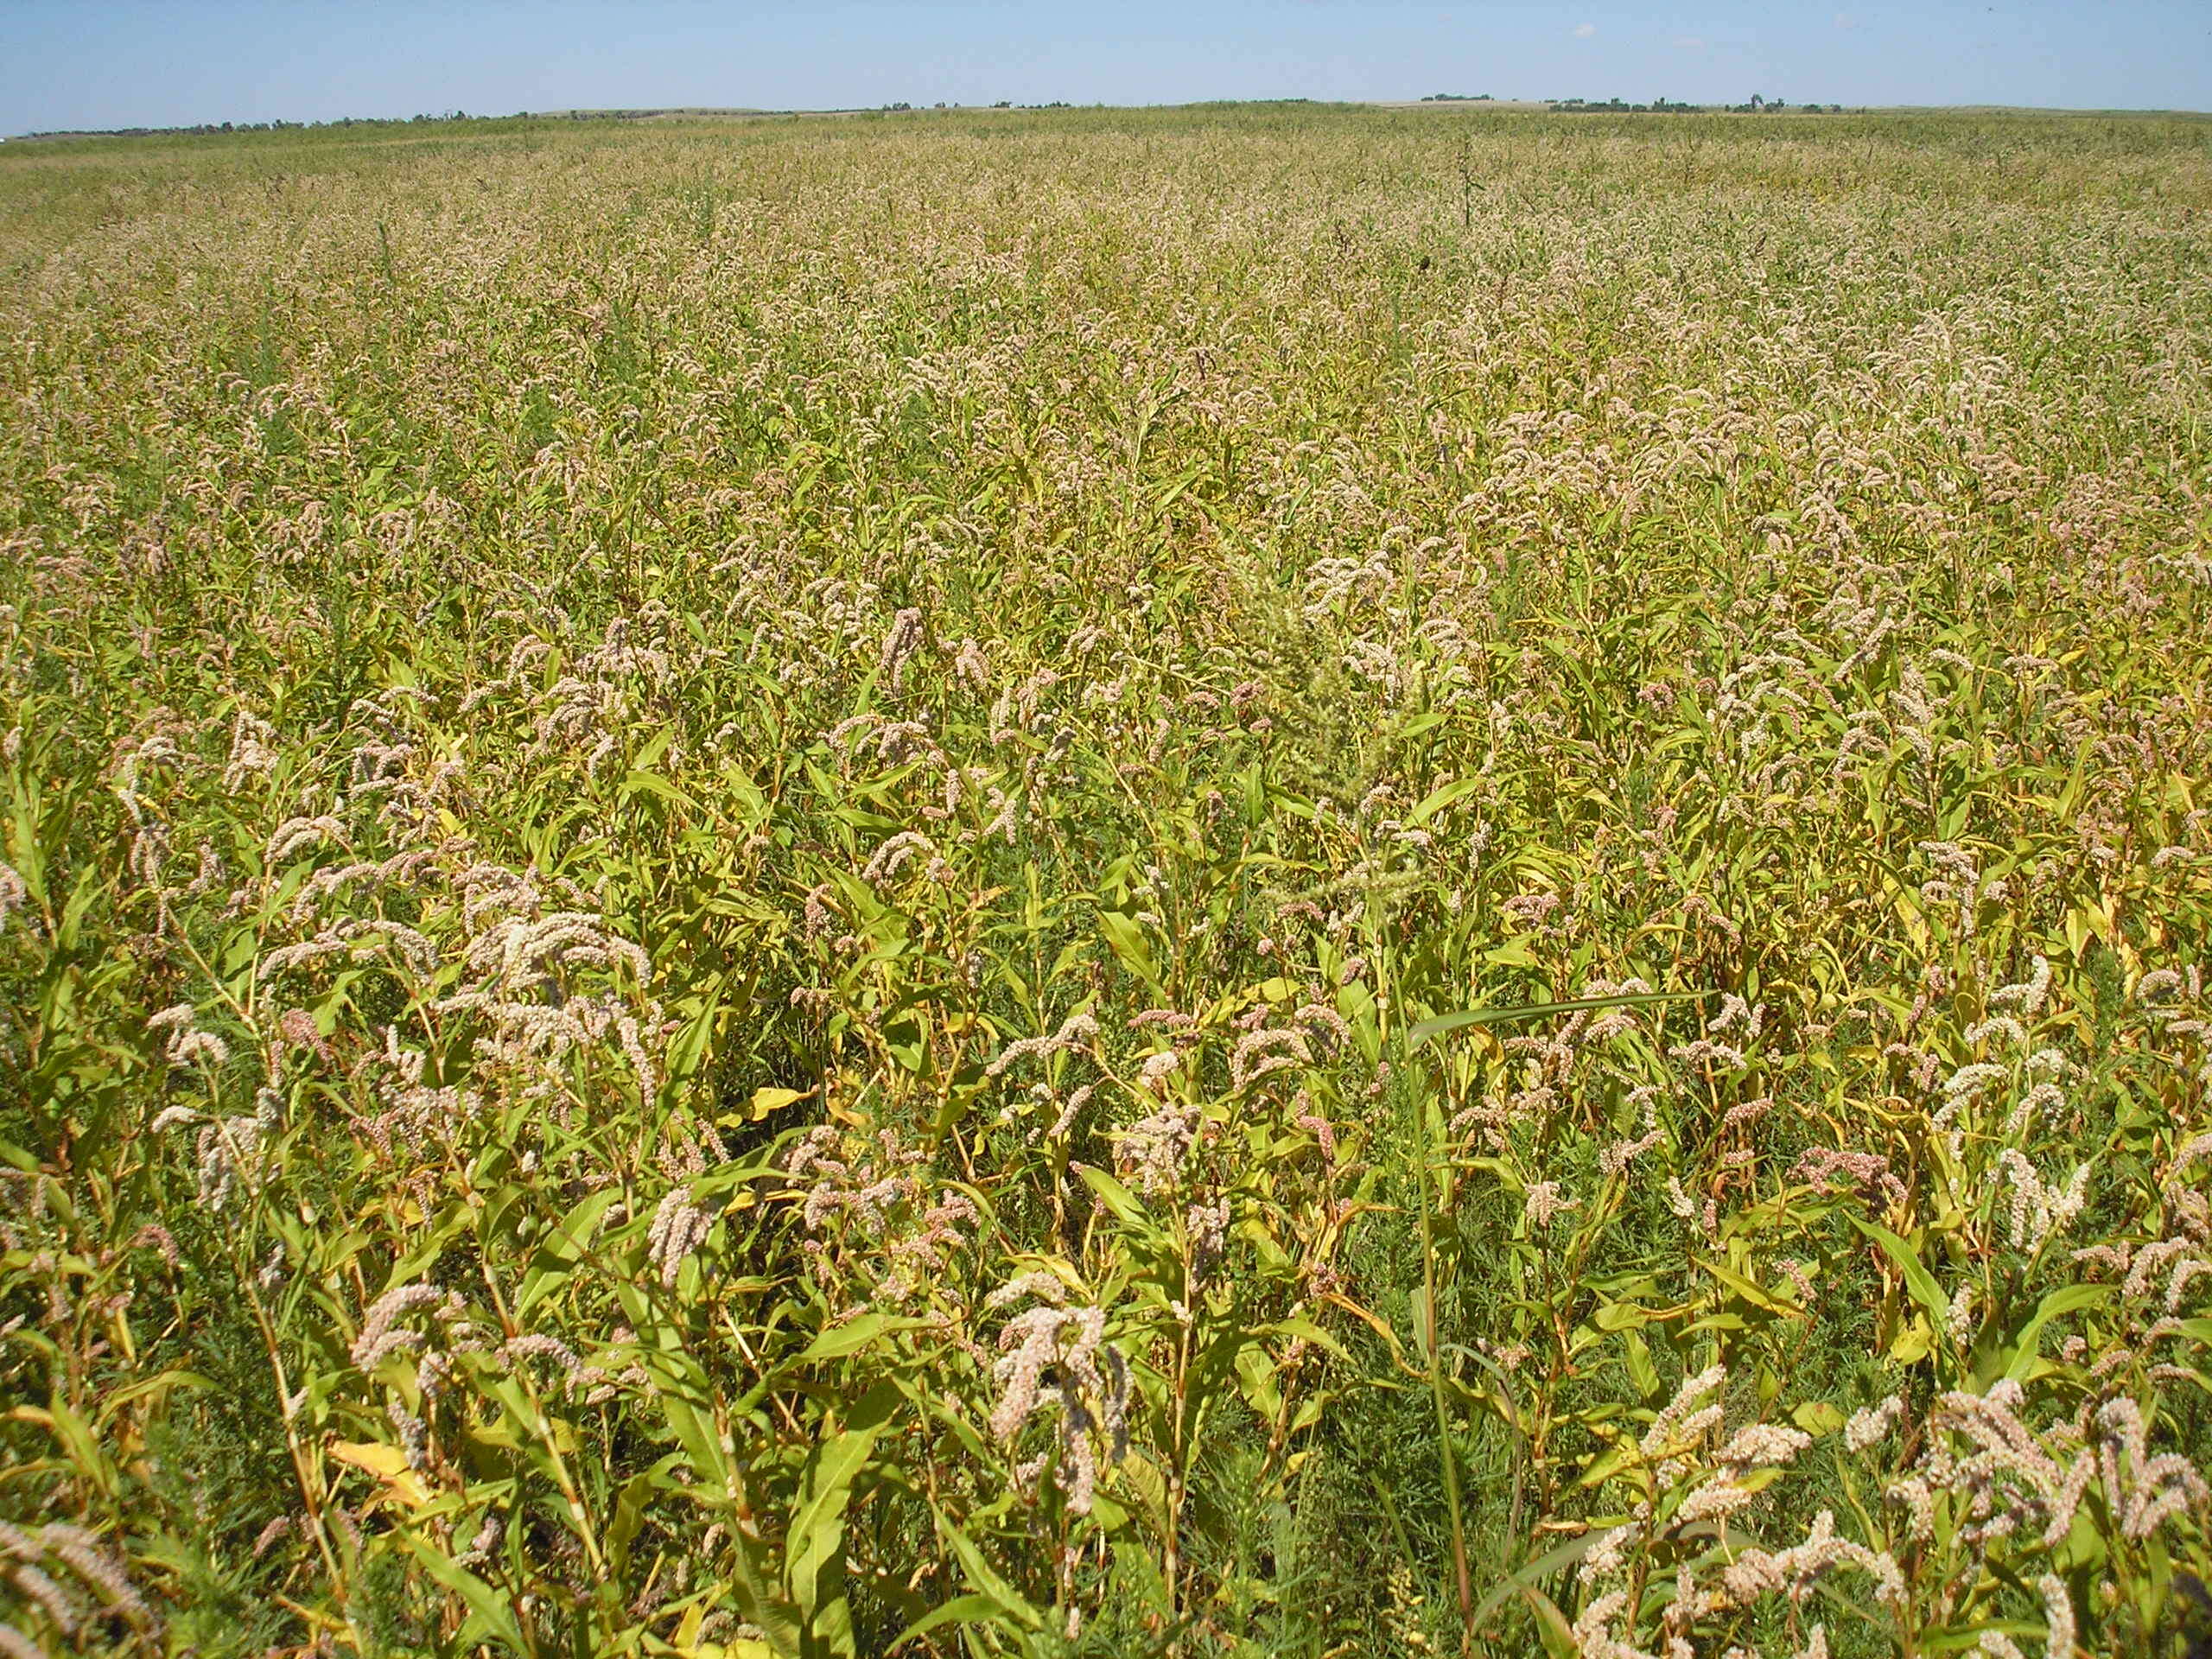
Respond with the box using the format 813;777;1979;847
1847;1215;1952;1333
1407;775;1485;826
789;1384;899;1655
664;980;726;1090
796;1313;931;1363
607;1469;658;1576
1516;1581;1580;1659
1698;1257;1803;1319
400;1533;531;1654
620;769;705;812
1470;1531;1600;1632
887;1594;1005;1653
516;1188;625;1318
2000;1282;2111;1382
1622;1331;1659;1399
1593;1300;1655;1332
1254;1316;1351;1363
1408;991;1707;1050
930;1507;1046;1632
1074;1163;1149;1230
1235;1345;1284;1419
1097;910;1160;988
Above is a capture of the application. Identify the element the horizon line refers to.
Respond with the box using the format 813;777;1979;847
11;95;2211;143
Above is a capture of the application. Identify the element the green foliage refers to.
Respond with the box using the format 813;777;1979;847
3;101;2211;1657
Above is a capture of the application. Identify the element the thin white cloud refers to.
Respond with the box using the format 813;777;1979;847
1672;35;1707;49
1574;22;1597;37
1834;10;1858;27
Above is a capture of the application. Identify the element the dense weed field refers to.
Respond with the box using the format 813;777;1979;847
3;103;2212;1657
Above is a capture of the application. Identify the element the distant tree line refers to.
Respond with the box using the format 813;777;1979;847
1546;95;1851;114
877;102;1084;113
16;110;529;141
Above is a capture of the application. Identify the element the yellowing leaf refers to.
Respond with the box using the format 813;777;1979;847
327;1439;432;1508
1483;935;1541;968
748;1086;809;1122
327;1438;410;1477
1888;1317;1935;1365
673;1601;706;1649
1791;1402;1846;1436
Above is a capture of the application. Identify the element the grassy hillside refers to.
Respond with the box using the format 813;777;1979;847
3;104;2211;1656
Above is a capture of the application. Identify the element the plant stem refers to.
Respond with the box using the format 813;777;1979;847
1415;1056;1478;1656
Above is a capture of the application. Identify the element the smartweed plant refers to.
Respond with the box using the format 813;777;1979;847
3;103;2210;1657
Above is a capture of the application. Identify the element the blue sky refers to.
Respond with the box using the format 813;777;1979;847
3;1;2207;132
